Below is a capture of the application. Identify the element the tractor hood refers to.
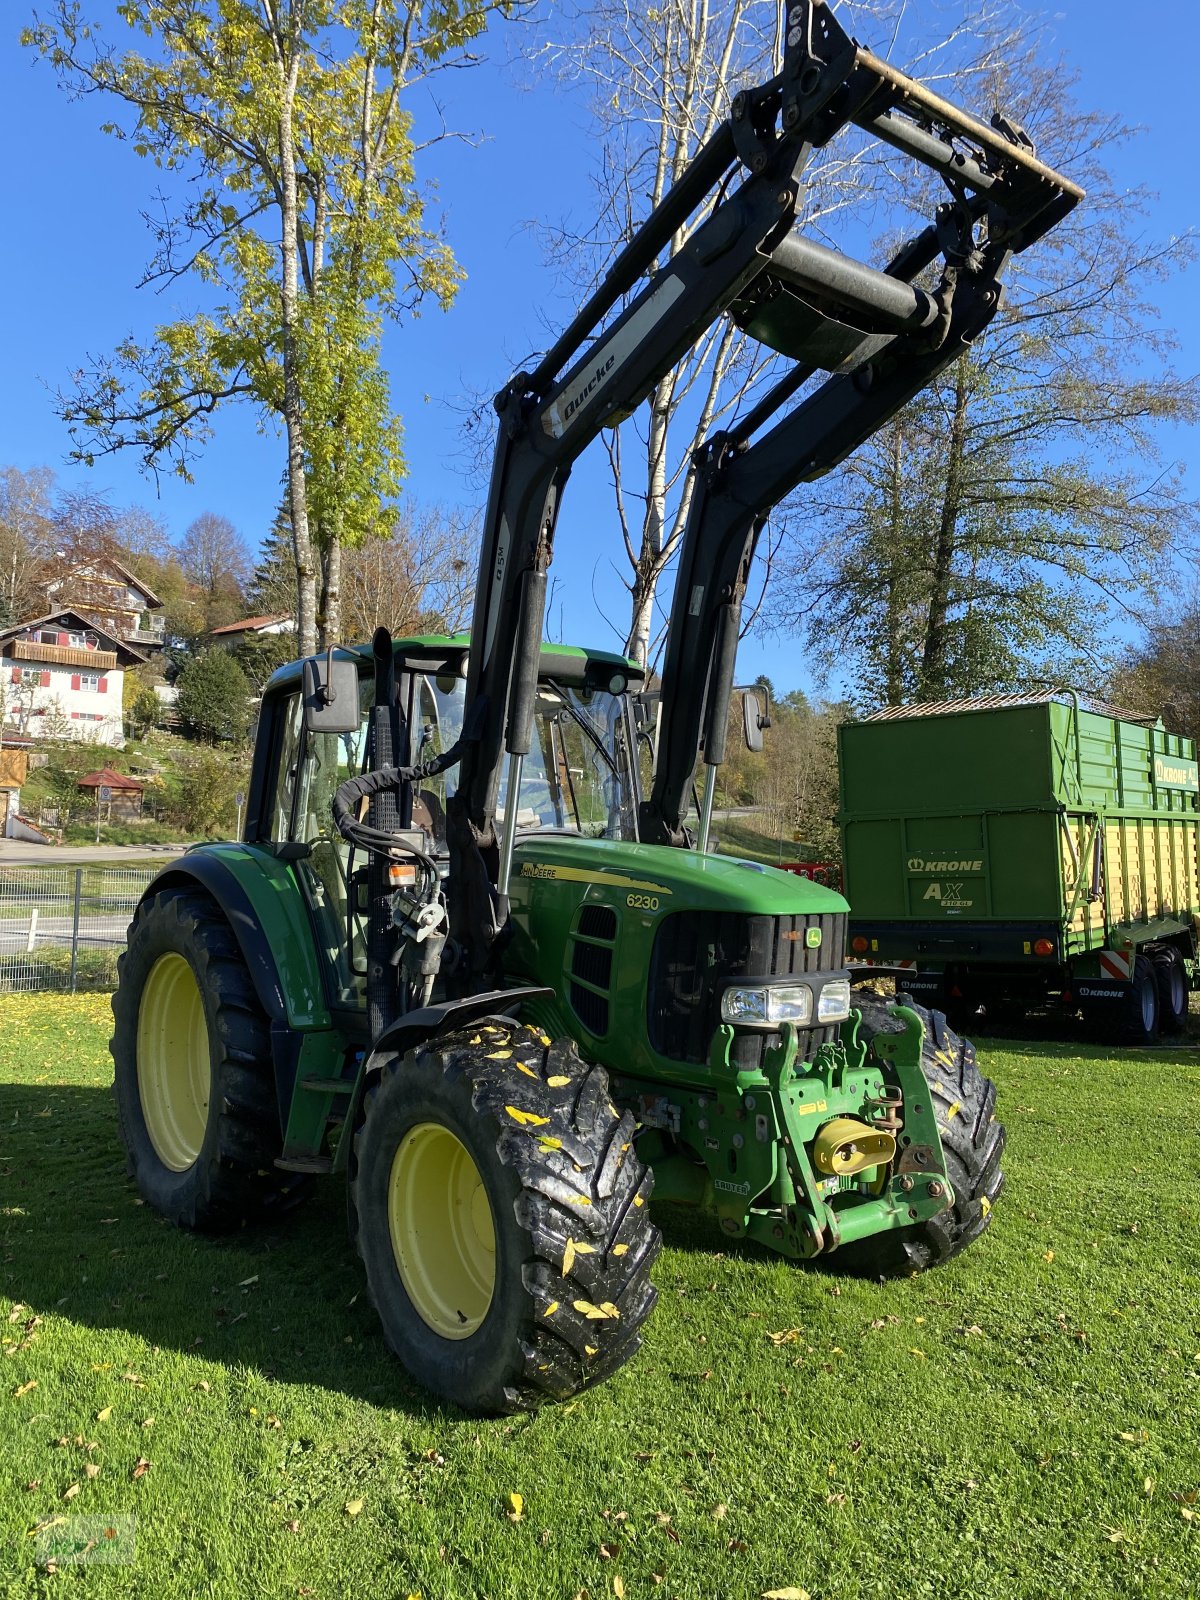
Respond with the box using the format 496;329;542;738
509;834;848;916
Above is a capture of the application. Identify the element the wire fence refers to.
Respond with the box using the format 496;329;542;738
0;866;159;993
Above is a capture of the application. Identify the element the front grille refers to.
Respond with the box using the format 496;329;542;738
648;909;847;1070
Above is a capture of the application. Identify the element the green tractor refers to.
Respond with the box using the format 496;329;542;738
110;2;1079;1411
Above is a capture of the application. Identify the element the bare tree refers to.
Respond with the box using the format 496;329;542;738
341;502;477;641
780;49;1199;707
180;513;250;629
538;0;1017;665
0;467;57;623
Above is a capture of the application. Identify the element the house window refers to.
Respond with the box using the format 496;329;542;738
79;673;100;692
19;668;43;685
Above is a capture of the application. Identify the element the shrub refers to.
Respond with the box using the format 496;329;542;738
175;650;252;742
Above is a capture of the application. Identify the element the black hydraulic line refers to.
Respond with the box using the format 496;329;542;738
366;628;401;1038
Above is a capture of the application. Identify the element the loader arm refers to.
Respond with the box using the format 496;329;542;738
451;0;1081;965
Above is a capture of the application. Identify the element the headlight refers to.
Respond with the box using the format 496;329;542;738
720;984;813;1026
817;979;852;1023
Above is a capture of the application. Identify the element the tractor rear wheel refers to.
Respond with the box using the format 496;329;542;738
111;888;306;1229
831;997;1005;1277
349;1018;660;1412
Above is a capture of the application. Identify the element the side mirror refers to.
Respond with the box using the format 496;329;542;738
302;648;360;733
742;688;770;752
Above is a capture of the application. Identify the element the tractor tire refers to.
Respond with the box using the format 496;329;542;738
349;1017;660;1413
1152;949;1189;1036
831;997;1005;1278
110;887;307;1230
1114;955;1160;1046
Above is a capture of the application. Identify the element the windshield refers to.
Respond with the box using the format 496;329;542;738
412;670;638;846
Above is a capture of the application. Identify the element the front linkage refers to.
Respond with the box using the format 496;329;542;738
614;997;1002;1273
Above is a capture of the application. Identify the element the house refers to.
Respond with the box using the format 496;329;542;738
0;609;149;748
43;554;167;653
207;614;295;649
79;766;146;822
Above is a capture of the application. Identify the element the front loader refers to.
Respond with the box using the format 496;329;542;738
110;1;1080;1411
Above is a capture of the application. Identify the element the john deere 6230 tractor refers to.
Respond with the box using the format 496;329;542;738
111;2;1080;1410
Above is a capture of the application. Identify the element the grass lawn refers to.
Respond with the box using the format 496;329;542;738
1;995;1198;1600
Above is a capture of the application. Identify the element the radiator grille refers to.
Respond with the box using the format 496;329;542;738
648;909;847;1069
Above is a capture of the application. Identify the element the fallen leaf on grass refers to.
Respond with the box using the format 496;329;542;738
711;1503;727;1521
96;1407;112;1423
1043;1250;1055;1263
285;1520;301;1533
84;1464;100;1480
506;1492;524;1523
599;1541;620;1560
613;1579;626;1599
62;1484;80;1501
238;1275;259;1287
13;1380;37;1397
1118;1430;1149;1444
7;1305;25;1323
908;1349;926;1359
1104;1528;1127;1543
767;1329;801;1346
194;1380;210;1393
762;1588;811;1599
1144;1478;1155;1497
1181;1508;1195;1524
344;1498;364;1518
132;1458;151;1481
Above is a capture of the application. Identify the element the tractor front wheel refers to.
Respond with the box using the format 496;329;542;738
111;888;306;1229
832;997;1005;1277
350;1018;659;1412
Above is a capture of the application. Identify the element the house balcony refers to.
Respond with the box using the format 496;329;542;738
12;641;119;670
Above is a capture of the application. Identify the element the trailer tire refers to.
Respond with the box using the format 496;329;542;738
111;888;308;1230
1152;949;1188;1036
1113;955;1159;1046
831;998;1005;1278
350;1018;660;1413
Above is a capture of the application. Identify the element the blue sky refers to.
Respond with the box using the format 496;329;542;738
1;1;1196;694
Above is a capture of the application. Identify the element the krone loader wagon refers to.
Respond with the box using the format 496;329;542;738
838;692;1199;1044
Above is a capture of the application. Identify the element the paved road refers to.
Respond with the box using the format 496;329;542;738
0;913;133;952
0;842;187;867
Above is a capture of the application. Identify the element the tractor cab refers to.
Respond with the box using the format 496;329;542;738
244;634;643;1012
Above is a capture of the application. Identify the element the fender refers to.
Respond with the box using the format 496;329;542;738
333;987;554;1174
141;845;332;1031
367;986;554;1067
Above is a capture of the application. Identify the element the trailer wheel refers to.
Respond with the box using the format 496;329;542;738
1152;949;1188;1036
350;1018;660;1413
1113;955;1160;1046
111;888;308;1229
831;998;1005;1277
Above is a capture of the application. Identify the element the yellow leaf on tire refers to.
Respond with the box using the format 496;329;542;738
487;1050;513;1060
548;1075;571;1088
574;1300;619;1320
505;1106;550;1127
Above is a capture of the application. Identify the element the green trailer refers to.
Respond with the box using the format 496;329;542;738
838;692;1200;1044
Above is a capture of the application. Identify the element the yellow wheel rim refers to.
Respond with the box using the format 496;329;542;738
388;1123;496;1339
136;952;211;1172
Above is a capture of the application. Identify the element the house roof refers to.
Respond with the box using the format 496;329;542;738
46;554;163;608
208;613;294;636
0;610;149;667
78;767;145;791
